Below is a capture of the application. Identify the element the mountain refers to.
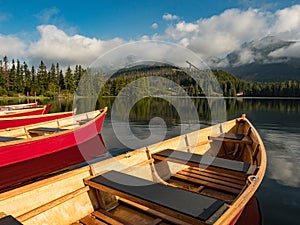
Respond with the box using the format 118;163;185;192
206;36;300;82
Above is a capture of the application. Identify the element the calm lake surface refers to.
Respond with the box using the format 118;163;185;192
1;97;300;225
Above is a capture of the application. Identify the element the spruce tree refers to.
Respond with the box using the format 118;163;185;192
58;70;65;92
37;61;47;94
8;59;16;92
64;66;75;93
22;62;30;94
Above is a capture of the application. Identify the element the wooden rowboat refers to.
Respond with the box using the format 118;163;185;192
0;114;266;225
0;111;73;129
0;134;107;192
0;102;38;111
0;105;51;118
0;107;107;167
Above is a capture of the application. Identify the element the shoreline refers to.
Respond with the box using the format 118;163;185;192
0;96;50;100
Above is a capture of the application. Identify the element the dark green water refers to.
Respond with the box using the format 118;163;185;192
2;97;300;224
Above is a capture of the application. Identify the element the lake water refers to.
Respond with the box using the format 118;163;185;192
1;97;300;224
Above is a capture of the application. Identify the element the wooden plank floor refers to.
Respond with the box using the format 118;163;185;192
168;166;248;204
76;165;248;225
73;198;191;225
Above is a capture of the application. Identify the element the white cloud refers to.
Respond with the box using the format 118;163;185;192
157;8;269;57
151;22;158;29
176;21;198;33
0;35;26;58
269;42;300;58
27;25;124;68
2;4;300;69
234;48;256;66
162;13;179;21
264;130;300;187
90;41;210;72
156;5;300;58
271;5;300;39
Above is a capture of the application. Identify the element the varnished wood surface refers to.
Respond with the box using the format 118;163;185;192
0;114;266;225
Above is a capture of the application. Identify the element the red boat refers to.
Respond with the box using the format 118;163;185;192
0;107;107;167
0;134;107;192
0;111;73;129
0;104;51;118
0;102;38;111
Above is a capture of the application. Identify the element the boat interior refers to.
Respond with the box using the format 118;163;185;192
0;110;103;143
0;115;265;225
0;107;41;116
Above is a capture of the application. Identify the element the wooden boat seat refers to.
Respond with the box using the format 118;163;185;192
0;215;23;225
208;133;252;144
0;136;23;142
28;127;68;135
86;170;224;223
152;149;251;173
77;118;92;125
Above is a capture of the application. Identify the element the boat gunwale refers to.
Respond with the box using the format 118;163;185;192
213;116;267;225
0;105;45;115
0;166;91;200
91;115;266;225
0;113;266;225
0;107;107;147
0;111;73;122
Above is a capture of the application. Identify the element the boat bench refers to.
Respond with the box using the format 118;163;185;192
28;127;68;135
77;118;92;125
208;133;252;144
0;215;23;225
152;149;251;174
85;170;224;224
0;136;22;142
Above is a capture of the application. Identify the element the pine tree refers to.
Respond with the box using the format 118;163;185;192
31;66;39;95
15;60;24;93
58;70;65;91
8;59;16;92
64;66;75;93
22;62;31;94
47;64;59;95
73;65;83;88
2;56;9;89
55;63;60;86
49;64;57;85
37;61;49;94
0;60;6;92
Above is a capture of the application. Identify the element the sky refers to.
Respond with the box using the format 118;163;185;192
0;0;299;68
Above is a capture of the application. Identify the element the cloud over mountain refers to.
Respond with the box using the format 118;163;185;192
157;5;300;58
0;4;299;75
269;42;300;58
206;36;300;81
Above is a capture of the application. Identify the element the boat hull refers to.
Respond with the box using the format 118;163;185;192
0;108;107;167
0;114;265;225
0;105;51;118
0;103;38;111
0;111;73;129
0;134;106;192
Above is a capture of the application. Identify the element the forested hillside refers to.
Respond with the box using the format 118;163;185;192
0;56;299;97
0;56;84;97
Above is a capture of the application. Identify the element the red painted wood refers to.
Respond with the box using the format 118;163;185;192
0;109;106;167
0;105;51;118
0;134;106;192
0;111;72;129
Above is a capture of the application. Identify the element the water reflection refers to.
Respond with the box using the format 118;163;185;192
260;127;300;187
3;97;300;116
